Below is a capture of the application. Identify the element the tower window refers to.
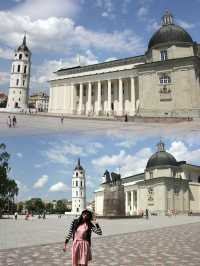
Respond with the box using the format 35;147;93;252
19;54;22;60
20;90;22;94
12;65;15;73
160;74;171;84
16;79;19;86
80;181;82;187
76;181;78;187
76;191;78;196
24;66;27;74
76;172;78;177
19;98;20;101
17;65;20;72
23;80;25;86
160;50;168;61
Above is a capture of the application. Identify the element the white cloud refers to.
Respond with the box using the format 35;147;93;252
45;140;103;166
168;141;200;164
92;148;152;177
0;72;10;85
176;19;196;30
16;152;23;158
137;7;148;20
33;174;48;188
31;50;99;88
15;179;29;192
0;12;144;55
11;0;81;20
0;47;13;59
49;182;69;192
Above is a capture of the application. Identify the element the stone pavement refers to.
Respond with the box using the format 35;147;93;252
0;222;200;266
0;112;200;137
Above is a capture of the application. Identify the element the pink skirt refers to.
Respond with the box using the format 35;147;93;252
72;240;92;266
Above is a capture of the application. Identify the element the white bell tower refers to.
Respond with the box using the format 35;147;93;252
7;34;31;110
72;158;86;214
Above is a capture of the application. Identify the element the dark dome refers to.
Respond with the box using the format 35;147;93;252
146;150;178;169
148;12;193;49
146;141;178;169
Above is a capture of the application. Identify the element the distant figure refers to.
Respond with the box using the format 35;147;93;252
124;114;128;122
43;211;46;219
12;115;17;127
145;208;149;219
25;213;29;220
61;114;64;124
7;116;12;128
14;212;18;220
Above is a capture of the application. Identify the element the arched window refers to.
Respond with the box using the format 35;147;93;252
160;74;171;84
19;54;22;60
160;50;168;61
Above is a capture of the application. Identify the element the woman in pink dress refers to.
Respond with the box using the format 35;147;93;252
63;209;102;266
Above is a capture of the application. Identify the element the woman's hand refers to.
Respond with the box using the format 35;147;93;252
63;243;67;252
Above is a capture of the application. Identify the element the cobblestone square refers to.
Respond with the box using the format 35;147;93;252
1;216;200;265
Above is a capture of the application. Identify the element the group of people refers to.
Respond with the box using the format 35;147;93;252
7;115;17;128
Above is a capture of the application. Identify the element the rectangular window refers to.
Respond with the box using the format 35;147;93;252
17;65;20;72
24;65;27;74
23;80;25;86
160;50;168;61
76;181;78;187
16;79;19;86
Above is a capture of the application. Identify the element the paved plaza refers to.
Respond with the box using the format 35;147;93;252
0;215;200;265
0;112;200;137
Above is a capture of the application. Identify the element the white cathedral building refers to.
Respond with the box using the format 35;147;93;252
48;11;200;118
94;141;200;216
7;35;31;111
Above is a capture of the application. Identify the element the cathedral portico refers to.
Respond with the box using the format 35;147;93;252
63;76;137;117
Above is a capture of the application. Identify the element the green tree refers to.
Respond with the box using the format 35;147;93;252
26;198;45;214
0;143;18;217
56;200;67;214
45;202;54;214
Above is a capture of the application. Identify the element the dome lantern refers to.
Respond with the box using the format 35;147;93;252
162;10;174;26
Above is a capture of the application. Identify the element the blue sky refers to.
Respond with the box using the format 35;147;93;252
0;0;200;93
2;132;200;202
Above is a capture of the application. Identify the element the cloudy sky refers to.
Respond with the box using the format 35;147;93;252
1;132;200;202
0;0;200;94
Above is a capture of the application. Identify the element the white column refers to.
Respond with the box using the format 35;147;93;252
87;82;92;115
70;84;75;114
130;77;136;116
125;191;128;215
78;83;83;114
97;81;102;115
118;78;123;116
107;80;111;115
131;191;134;215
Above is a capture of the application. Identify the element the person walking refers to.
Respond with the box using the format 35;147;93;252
61;114;64;124
63;209;102;266
145;208;149;219
7;116;12;128
14;212;18;220
12;115;17;127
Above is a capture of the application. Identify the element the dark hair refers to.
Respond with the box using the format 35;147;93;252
73;209;93;232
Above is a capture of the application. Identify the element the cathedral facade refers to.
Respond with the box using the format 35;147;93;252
94;142;200;216
48;11;200;118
